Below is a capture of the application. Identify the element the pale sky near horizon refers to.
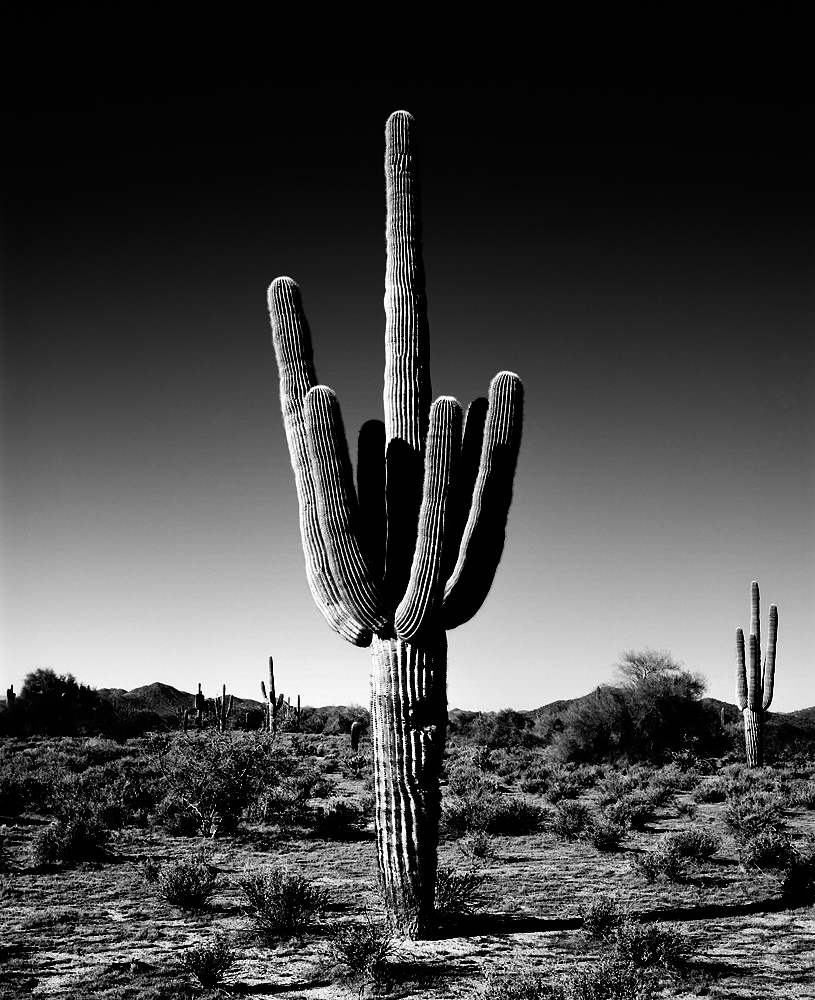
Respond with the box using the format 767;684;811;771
2;37;812;714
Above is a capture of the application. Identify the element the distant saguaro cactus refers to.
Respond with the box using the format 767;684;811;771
194;684;206;732
214;685;233;733
261;656;285;733
735;580;778;767
267;111;523;936
5;685;15;709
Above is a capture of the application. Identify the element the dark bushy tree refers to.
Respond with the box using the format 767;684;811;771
552;651;724;763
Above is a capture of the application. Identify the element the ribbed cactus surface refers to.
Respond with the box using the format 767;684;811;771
735;580;778;767
267;111;523;937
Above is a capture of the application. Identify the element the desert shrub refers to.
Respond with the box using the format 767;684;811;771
723;791;786;839
583;815;626;852
642;781;674;809
158;855;218;911
692;778;727;803
552;800;590;840
738;829;797;870
519;776;548;795
342;753;370;779
311;798;365;839
442;791;546;838
469;709;541;749
603;792;654;831
675;799;698;819
482;968;564;999
662;827;720;861
631;839;684;883
180;933;235;989
141;857;161;883
240;864;328;939
434;865;485;917
790;781;815;810
652;763;700;792
613;920;691;971
0;833;14;873
448;764;500;797
488;797;547;835
328;915;399;991
458;830;497;864
148;731;280;837
579;895;626;940
31;814;109;865
596;770;642;805
781;843;815;905
567;957;656;1000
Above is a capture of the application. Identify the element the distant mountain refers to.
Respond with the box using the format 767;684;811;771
98;682;266;719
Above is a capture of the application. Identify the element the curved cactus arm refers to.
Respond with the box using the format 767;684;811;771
395;397;462;641
442;371;524;630
442;397;488;583
762;604;778;710
357;419;387;581
750;581;761;666
747;633;760;710
735;628;748;710
304;386;390;632
384;111;431;602
268;277;372;646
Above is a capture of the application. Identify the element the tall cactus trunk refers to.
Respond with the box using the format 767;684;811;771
742;708;763;767
370;633;447;937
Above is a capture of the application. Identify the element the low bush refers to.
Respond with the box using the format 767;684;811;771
674;799;698;819
180;933;235;989
442;792;546;838
790;781;815;810
692;778;727;803
240;864;327;939
583;816;626;852
738;829;797;870
158;855;218;912
482;957;655;1000
31;813;109;865
603;792;654;831
552;800;590;841
311;798;365;839
458;830;497;863
723;791;786;839
435;865;486;917
488;797;547;836
481;968;563;999
613;919;691;972
328;915;400;992
579;895;626;940
662;827;720;861
631;840;684;883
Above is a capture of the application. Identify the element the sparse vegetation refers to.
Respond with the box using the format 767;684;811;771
157;854;218;911
180;933;236;989
239;863;328;939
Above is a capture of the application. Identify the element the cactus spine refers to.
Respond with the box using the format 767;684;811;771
267;112;523;937
735;580;778;767
214;684;233;732
261;656;285;733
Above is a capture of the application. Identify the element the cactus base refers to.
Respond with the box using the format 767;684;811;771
370;633;447;938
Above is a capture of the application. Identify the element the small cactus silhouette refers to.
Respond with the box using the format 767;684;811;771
735;580;778;767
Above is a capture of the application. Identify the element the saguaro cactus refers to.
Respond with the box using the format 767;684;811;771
194;683;206;731
261;655;285;733
267;111;523;937
214;685;233;732
735;580;778;767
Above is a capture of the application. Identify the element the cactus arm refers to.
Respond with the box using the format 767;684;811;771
735;628;747;710
746;633;760;711
750;580;761;667
357;419;386;581
383;111;431;602
441;397;488;582
268;276;372;646
442;371;524;629
762;604;778;710
304;386;390;631
395;397;462;641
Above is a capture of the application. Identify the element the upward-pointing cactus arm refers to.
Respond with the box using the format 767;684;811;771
442;371;524;630
304;386;390;632
395;397;462;641
735;628;747;710
268;277;373;646
762;605;778;711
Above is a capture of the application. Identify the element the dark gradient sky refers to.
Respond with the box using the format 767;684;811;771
2;26;812;711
